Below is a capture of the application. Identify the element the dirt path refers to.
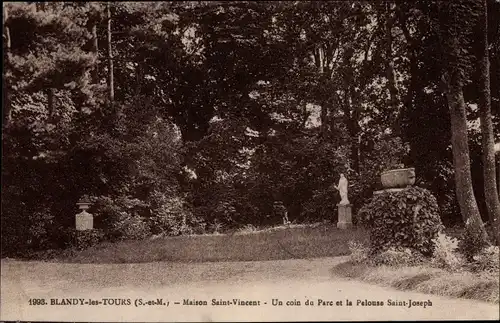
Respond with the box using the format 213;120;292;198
1;257;498;321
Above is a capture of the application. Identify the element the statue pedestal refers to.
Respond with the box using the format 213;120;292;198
337;204;353;229
76;211;93;231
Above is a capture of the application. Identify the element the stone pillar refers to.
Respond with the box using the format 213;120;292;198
76;211;93;231
337;204;353;229
76;199;93;231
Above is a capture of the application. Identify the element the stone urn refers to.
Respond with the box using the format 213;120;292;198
380;167;416;189
76;198;91;211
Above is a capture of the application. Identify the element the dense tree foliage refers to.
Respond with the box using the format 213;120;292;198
2;1;499;255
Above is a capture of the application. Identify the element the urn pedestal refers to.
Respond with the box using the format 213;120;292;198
337;204;353;229
75;211;93;231
75;199;93;231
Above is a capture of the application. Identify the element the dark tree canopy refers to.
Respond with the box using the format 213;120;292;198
2;1;499;255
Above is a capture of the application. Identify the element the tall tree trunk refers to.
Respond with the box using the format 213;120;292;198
315;45;328;138
478;0;500;244
3;4;12;127
438;1;490;245
445;76;490;244
107;2;114;106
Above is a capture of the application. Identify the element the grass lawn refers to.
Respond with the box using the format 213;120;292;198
331;260;499;304
49;224;368;264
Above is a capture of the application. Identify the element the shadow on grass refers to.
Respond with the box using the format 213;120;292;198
52;225;369;264
331;260;499;304
393;274;432;289
458;281;498;301
330;260;369;278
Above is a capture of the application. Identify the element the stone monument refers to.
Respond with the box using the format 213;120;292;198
75;197;93;231
334;174;352;229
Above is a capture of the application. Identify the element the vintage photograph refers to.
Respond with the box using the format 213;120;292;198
1;1;499;321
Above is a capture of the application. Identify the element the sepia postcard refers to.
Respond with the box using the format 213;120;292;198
2;1;499;322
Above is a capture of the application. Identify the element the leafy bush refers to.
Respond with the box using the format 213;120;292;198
27;207;52;238
430;232;464;271
111;212;151;240
348;240;369;263
92;191;206;239
1;202;56;256
358;186;443;256
151;198;193;236
370;247;426;267
458;226;490;261
149;192;205;236
471;246;500;274
71;229;106;250
46;228;105;252
92;196;148;227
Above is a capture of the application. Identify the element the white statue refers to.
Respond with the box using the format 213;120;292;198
334;173;349;205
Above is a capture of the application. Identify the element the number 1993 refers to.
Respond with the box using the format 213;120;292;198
29;298;47;305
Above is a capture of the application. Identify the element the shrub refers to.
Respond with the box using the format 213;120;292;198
458;226;490;261
150;196;191;236
71;229;106;250
149;192;206;236
348;240;370;263
49;226;79;249
358;186;443;256
2;206;56;256
27;207;55;248
92;195;149;235
47;228;105;252
370;247;426;267
111;212;151;240
471;246;500;274
430;232;464;271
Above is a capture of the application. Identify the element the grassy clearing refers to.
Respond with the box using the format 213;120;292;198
332;260;499;304
49;224;368;264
